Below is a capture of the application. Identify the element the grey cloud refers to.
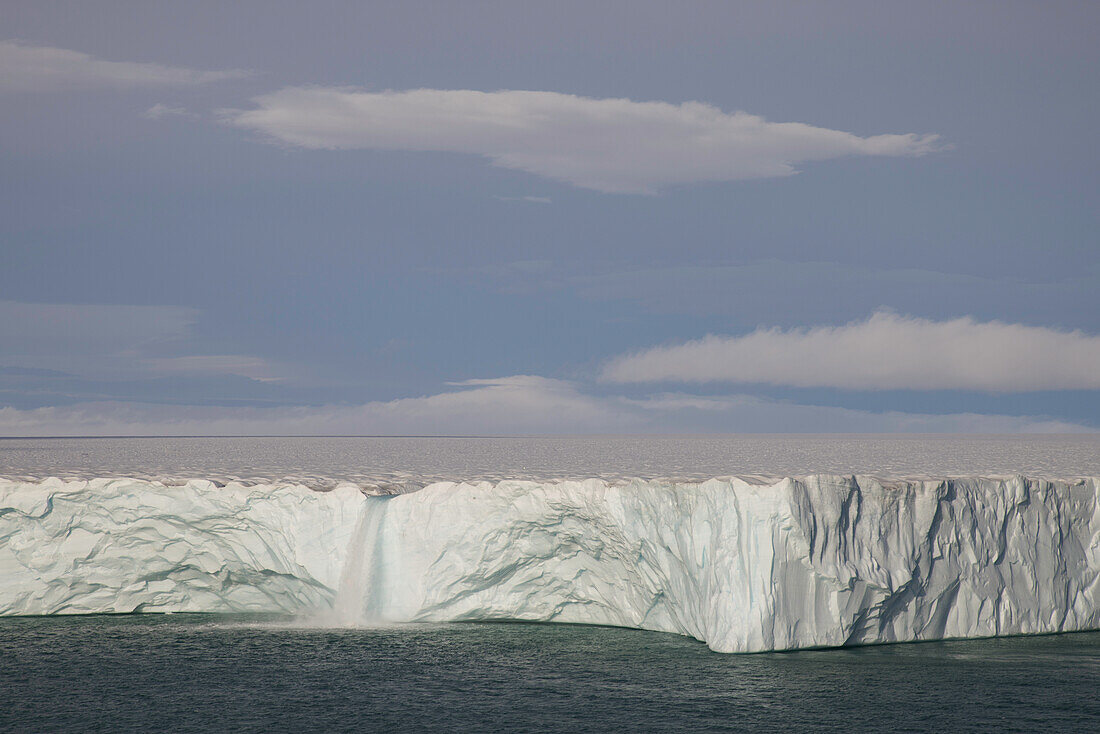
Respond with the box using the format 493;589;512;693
0;375;1087;437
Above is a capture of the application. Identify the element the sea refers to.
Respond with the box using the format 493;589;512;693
2;434;1099;732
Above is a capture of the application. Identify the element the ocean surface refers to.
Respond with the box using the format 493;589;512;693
2;615;1099;732
2;435;1099;731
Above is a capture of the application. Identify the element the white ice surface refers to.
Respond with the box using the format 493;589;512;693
2;475;1099;652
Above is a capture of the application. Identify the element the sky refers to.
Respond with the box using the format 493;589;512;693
1;0;1098;435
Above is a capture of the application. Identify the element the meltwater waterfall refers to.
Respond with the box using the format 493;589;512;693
2;475;1099;652
331;496;392;625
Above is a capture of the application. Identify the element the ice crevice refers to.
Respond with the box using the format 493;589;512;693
1;475;1099;653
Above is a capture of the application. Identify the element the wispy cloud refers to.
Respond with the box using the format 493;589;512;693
493;195;553;204
141;355;281;382
142;103;193;120
602;311;1100;391
0;301;196;355
0;301;280;383
0;376;629;436
0;375;1087;437
224;88;941;193
0;40;251;92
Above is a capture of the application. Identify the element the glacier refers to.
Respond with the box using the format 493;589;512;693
1;475;1099;653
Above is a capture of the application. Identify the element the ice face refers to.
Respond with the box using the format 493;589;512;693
2;475;1098;652
0;478;365;616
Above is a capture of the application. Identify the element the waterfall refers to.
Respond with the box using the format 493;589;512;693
331;495;391;625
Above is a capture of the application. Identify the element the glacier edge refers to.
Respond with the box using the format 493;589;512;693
1;475;1098;653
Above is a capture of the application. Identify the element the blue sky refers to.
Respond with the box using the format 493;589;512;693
2;1;1098;435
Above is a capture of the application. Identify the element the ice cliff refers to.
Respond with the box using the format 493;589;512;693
2;475;1099;653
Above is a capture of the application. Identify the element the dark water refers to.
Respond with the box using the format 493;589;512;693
1;615;1098;733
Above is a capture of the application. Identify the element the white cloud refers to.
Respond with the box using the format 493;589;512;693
0;40;250;92
225;87;941;193
602;311;1100;391
0;375;1087;437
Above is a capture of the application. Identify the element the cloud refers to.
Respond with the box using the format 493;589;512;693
142;103;192;120
141;355;281;382
224;87;941;193
602;311;1100;391
0;375;1088;437
0;40;250;92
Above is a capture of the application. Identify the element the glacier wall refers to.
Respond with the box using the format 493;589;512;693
2;475;1099;652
